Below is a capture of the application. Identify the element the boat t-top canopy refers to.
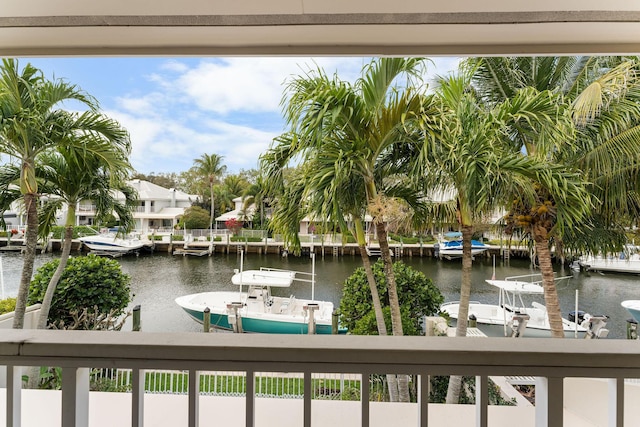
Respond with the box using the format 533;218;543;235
232;270;296;288
485;279;544;295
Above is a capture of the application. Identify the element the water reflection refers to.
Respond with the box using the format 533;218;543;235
1;251;637;338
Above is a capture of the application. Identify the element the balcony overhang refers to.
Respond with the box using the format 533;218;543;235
2;1;640;56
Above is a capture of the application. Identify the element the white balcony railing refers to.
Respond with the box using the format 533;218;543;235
1;330;639;427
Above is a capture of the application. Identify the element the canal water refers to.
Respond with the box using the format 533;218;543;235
1;251;638;338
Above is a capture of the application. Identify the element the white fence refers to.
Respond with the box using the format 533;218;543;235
2;330;640;427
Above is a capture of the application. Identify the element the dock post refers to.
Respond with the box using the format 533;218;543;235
332;309;339;334
203;307;211;332
304;304;319;334
133;305;141;331
626;319;638;340
228;302;244;333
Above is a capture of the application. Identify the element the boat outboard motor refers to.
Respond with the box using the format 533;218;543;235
509;313;530;338
581;313;609;339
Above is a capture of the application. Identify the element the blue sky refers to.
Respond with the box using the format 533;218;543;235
21;57;459;175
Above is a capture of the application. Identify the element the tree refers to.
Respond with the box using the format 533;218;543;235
412;70;590;403
467;56;640;336
339;260;443;336
28;255;131;328
34;141;135;329
0;58;107;329
192;153;227;229
179;206;211;230
262;58;435;402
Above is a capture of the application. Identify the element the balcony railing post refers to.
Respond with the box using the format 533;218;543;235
419;374;429;427
6;365;22;427
535;377;564;427
188;369;200;427
608;378;624;427
246;369;255;427
132;368;145;427
303;371;312;427
475;375;488;427
361;372;370;427
61;366;90;427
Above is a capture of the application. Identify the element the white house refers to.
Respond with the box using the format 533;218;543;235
215;196;256;229
76;179;197;233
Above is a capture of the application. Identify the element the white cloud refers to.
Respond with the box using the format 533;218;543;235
105;57;458;175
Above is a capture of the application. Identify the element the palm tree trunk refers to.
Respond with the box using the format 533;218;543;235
38;209;76;329
353;219;399;402
446;225;474;404
533;226;565;338
375;221;410;402
12;192;38;329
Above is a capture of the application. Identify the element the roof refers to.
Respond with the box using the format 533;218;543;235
128;179;195;202
3;1;640;56
216;206;255;222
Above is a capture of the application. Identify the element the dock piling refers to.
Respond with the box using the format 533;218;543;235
133;305;141;331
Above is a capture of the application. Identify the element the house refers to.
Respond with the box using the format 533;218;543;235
76;179;197;233
215;196;256;230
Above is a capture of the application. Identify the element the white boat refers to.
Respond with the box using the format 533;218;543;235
175;253;346;334
440;274;609;338
621;300;640;323
435;238;488;260
578;249;640;274
78;232;145;253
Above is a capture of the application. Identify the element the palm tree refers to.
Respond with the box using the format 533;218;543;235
467;56;640;336
263;57;436;402
37;134;134;328
192;153;226;229
0;59;109;328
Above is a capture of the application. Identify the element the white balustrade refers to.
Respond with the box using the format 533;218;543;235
1;330;639;427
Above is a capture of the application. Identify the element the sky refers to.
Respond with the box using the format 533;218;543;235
20;57;460;176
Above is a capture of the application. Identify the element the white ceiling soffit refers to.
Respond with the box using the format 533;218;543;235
2;0;640;56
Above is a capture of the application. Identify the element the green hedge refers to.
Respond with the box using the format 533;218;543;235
230;236;263;242
50;226;103;239
0;298;16;315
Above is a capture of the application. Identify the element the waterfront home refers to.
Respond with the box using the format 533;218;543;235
75;179;197;233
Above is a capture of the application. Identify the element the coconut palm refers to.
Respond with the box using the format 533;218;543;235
0;59;117;328
412;70;591;402
467;56;640;336
263;57;436;402
192;153;226;229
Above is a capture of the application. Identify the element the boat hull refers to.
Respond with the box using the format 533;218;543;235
441;301;588;339
579;257;640;274
621;300;640;323
176;291;346;335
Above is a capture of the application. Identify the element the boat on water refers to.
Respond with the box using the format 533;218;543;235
440;274;609;339
434;233;488;260
621;300;640;323
577;247;640;274
78;231;146;254
175;253;346;334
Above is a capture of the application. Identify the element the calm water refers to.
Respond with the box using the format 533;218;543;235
1;251;639;338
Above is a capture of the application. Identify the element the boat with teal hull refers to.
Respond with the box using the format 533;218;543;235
175;253;347;335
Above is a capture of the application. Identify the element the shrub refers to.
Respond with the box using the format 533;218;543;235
28;255;132;327
0;297;16;315
339;260;443;336
179;206;211;230
51;226;102;239
230;236;263;242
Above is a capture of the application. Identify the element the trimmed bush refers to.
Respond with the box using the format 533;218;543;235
0;298;16;315
28;254;132;327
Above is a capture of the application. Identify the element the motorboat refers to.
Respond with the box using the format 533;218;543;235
621;300;640;323
440;274;609;338
577;247;640;274
435;237;488;260
175;253;346;334
78;231;145;254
